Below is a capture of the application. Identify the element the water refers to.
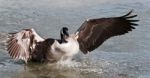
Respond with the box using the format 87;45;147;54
0;0;150;78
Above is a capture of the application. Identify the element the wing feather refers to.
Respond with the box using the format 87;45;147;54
77;10;139;54
7;28;44;63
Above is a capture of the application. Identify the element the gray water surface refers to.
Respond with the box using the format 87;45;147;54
0;0;150;78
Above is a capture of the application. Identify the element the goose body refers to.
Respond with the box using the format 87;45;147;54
30;35;79;63
7;11;139;63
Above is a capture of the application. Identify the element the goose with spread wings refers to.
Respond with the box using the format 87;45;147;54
7;11;139;63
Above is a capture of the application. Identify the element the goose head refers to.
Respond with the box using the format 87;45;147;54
60;27;69;43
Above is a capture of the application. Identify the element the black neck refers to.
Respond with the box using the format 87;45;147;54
60;33;67;43
60;27;69;43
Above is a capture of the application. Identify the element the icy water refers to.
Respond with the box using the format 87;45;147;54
0;0;150;78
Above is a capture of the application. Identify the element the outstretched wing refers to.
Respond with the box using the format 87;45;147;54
76;10;139;54
7;28;44;63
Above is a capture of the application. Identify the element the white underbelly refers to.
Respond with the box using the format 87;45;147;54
51;38;79;61
59;39;79;56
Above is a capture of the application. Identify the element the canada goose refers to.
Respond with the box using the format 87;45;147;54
7;10;139;63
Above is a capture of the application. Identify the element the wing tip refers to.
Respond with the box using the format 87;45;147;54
121;9;138;19
122;10;133;17
121;10;139;27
